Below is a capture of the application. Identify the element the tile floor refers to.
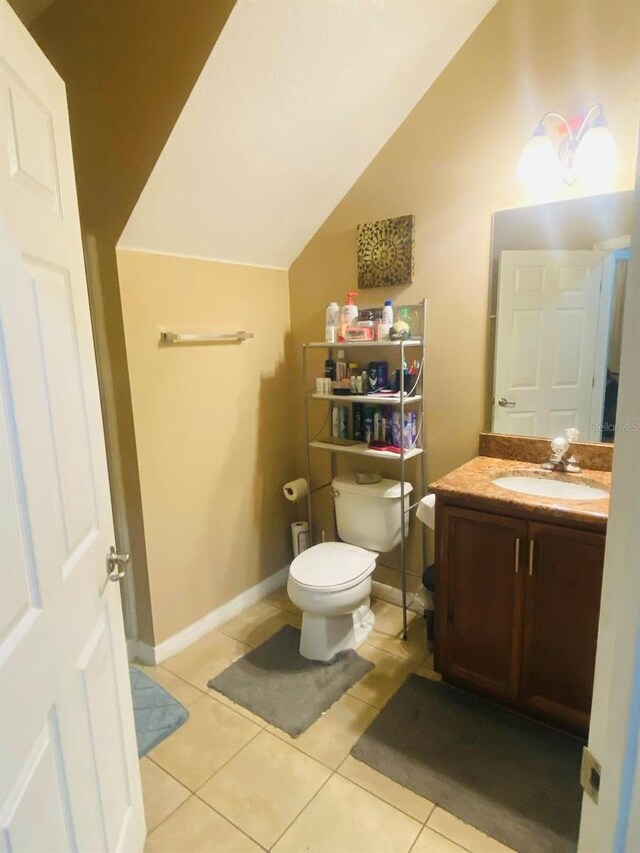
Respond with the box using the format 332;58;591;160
138;594;516;853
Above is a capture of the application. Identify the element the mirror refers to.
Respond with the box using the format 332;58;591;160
489;190;634;443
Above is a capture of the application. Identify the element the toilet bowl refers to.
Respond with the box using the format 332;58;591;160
288;474;412;661
288;542;377;661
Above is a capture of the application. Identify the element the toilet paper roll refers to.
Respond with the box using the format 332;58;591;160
416;493;436;530
291;521;310;557
283;478;309;503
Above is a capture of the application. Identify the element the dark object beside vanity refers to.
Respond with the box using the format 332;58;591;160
431;442;611;734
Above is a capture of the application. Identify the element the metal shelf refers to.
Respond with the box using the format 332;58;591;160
304;339;423;349
309;441;423;460
301;301;428;640
310;393;422;405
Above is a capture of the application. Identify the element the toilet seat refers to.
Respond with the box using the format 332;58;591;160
290;542;377;592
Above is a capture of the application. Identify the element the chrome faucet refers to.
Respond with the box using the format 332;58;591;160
541;432;582;474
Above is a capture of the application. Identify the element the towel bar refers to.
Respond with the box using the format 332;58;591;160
159;330;254;344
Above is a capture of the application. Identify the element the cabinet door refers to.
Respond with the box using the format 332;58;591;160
521;522;605;730
437;506;527;700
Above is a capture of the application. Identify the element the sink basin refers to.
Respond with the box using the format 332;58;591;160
492;476;608;501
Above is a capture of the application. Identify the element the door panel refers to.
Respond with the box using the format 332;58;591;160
521;522;605;730
0;4;144;850
0;720;74;853
437;505;527;700
25;255;98;555
0;385;39;644
77;616;133;852
4;68;61;213
494;250;603;438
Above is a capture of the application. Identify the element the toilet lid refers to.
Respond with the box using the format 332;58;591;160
290;542;377;591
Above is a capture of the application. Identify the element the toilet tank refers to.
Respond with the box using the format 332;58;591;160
332;475;413;552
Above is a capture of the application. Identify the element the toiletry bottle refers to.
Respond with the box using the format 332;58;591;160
377;299;392;341
364;406;375;444
353;403;364;441
338;406;348;439
324;356;336;381
383;406;393;443
331;406;340;438
336;350;347;382
325;302;339;343
339;291;359;340
382;300;394;327
349;363;359;394
368;361;379;393
376;361;388;390
374;408;384;441
391;411;401;447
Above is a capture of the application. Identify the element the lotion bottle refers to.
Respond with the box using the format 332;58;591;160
339;291;358;340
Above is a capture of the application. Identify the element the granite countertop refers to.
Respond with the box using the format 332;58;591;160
429;456;610;532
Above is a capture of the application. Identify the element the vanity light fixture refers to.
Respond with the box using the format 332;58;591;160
518;103;616;194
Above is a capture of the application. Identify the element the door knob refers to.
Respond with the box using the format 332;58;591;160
106;546;129;582
498;397;516;408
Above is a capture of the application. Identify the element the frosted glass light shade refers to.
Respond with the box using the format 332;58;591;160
574;125;617;192
517;133;559;197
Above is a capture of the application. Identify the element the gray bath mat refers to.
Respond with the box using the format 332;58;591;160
130;667;189;757
352;674;583;853
208;625;373;737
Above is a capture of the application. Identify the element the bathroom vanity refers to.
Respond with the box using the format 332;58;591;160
430;443;611;733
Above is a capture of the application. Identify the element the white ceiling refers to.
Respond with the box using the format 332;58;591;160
120;0;496;269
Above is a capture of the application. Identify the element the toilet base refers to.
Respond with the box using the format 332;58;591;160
299;601;375;662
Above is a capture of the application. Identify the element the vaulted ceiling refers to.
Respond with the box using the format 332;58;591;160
120;0;497;269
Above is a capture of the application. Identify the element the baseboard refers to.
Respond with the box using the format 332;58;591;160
132;565;290;666
371;580;424;614
127;638;141;663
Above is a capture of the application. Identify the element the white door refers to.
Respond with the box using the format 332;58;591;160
0;4;145;851
493;250;604;439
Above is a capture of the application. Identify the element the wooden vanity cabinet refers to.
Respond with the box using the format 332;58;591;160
520;522;605;730
435;504;605;731
436;507;527;701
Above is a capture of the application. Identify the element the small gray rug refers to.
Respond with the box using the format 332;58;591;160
352;675;583;853
130;667;189;757
208;625;373;737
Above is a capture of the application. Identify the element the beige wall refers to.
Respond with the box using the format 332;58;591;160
26;0;640;639
29;0;235;643
117;249;296;643
288;0;640;575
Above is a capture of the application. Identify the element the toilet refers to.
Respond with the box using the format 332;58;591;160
288;474;413;661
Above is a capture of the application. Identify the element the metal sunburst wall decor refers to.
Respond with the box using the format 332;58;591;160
357;215;415;289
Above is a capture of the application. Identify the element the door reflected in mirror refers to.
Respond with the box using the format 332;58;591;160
489;191;633;443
